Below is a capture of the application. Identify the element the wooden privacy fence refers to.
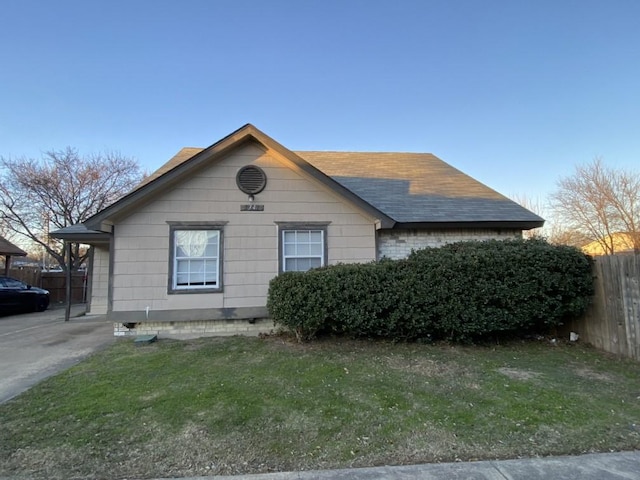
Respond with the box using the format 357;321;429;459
6;267;41;287
566;254;640;360
7;268;87;304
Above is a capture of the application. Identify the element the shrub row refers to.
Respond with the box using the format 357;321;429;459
267;238;594;342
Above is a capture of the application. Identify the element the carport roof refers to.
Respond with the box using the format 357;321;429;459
49;224;111;244
0;236;27;257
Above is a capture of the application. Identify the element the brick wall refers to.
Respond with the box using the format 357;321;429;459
113;318;274;338
377;228;522;260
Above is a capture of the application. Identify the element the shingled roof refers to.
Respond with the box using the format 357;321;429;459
139;145;543;227
52;124;543;239
136;147;203;190
0;235;27;257
297;151;542;226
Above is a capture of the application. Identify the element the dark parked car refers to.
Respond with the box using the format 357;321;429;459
0;276;50;314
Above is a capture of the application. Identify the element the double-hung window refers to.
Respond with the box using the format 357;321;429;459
169;226;223;293
279;224;327;272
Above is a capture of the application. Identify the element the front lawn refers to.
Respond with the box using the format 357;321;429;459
1;336;639;479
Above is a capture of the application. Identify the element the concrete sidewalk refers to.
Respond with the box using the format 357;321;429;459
160;451;640;480
0;303;113;403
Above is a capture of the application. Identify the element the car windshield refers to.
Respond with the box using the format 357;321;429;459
1;278;26;288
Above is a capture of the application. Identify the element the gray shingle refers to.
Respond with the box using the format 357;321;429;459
296;151;542;224
0;236;27;256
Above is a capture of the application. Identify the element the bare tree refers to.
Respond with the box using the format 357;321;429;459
0;220;14;242
510;194;547;239
510;194;592;248
545;222;592;249
550;158;640;254
0;147;144;270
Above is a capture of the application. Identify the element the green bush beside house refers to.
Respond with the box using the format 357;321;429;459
267;238;593;342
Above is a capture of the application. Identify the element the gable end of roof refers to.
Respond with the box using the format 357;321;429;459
83;124;395;230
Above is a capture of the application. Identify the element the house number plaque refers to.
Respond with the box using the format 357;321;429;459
240;204;264;212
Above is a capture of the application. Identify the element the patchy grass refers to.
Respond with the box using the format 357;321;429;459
1;336;640;479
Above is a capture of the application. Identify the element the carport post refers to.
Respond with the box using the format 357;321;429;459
3;255;10;276
64;241;72;322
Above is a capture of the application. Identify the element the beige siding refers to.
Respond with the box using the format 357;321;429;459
88;245;109;315
110;143;377;314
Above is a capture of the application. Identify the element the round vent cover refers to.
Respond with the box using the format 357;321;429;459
236;165;267;195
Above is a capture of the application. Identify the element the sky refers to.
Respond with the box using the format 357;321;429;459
1;0;639;207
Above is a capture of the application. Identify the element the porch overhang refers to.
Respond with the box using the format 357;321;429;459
0;235;28;275
49;224;111;245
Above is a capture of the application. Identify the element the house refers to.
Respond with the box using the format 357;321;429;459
52;124;543;337
581;232;639;256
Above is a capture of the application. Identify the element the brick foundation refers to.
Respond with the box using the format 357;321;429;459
113;318;274;338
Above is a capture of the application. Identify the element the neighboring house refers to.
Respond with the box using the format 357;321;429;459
581;232;639;256
52;124;543;337
0;235;27;276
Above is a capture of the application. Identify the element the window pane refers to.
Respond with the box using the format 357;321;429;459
298;258;311;271
310;243;322;255
282;228;325;273
190;259;205;273
285;258;312;272
296;243;310;256
283;243;296;256
203;232;219;257
173;229;220;289
204;260;218;283
176;259;189;274
178;231;201;257
5;278;24;288
309;258;322;269
190;271;206;286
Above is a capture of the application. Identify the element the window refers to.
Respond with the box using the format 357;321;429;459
169;227;222;293
1;277;25;288
280;227;327;272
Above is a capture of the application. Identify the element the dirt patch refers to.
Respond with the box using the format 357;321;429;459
182;342;206;352
261;333;307;351
182;337;227;351
261;334;382;354
139;391;162;402
497;367;542;381
385;356;461;377
574;367;615;383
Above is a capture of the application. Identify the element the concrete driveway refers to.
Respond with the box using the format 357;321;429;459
0;304;114;403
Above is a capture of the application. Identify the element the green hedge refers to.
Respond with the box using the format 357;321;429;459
267;238;593;342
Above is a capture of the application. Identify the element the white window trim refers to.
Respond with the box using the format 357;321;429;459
282;229;325;272
276;222;329;273
167;223;225;294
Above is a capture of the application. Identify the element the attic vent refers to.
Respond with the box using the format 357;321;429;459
236;165;267;195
